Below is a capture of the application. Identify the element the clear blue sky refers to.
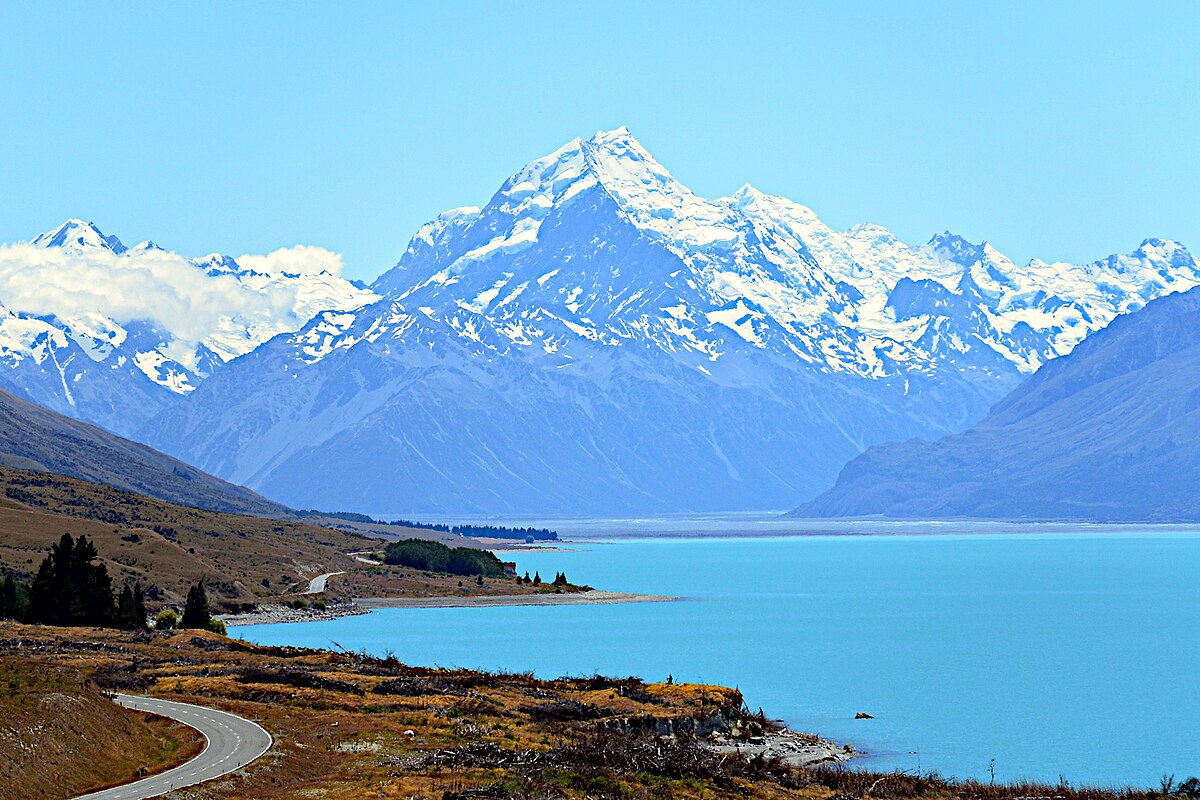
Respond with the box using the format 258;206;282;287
1;1;1196;281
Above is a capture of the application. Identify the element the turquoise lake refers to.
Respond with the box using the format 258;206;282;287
235;530;1200;786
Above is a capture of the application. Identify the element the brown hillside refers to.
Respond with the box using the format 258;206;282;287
0;467;573;610
0;386;285;515
0;467;404;607
0;658;201;799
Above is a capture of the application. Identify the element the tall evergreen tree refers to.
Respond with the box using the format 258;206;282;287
116;584;138;630
26;534;116;627
132;582;147;629
0;575;24;620
180;580;212;630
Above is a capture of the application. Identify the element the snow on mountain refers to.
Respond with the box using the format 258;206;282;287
142;128;1200;514
317;127;1200;385
31;218;128;254
795;285;1200;521
0;221;377;434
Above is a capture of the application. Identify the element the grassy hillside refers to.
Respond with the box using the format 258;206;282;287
0;466;404;608
0;658;201;799
0;386;287;515
0;467;578;610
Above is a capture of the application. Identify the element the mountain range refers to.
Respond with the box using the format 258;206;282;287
0;219;376;435
3;128;1198;514
795;286;1200;521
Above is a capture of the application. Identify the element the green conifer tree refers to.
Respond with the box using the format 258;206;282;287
180;580;212;629
116;584;137;630
0;575;15;619
132;582;147;629
26;534;116;627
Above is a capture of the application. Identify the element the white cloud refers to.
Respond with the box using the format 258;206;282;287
235;245;344;276
0;242;300;352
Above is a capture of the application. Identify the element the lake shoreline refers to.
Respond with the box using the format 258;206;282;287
221;590;677;626
356;589;677;609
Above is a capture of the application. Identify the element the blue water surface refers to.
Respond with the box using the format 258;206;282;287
235;531;1200;786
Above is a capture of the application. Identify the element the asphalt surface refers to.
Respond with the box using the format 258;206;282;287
302;570;345;594
72;694;272;800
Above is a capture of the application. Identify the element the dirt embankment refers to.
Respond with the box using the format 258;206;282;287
0;657;202;799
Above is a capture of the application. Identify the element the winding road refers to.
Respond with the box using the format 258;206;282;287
302;570;345;594
73;694;272;800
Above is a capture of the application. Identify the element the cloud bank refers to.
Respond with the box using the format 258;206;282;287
236;245;344;276
0;243;300;350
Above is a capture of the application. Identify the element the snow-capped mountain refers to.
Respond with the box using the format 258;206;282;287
795;285;1200;521
0;219;377;434
141;128;1200;514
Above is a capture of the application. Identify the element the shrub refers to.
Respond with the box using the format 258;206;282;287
155;608;178;630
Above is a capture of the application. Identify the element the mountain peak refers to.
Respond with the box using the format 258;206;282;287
487;125;705;241
194;253;243;275
588;125;633;144
33;219;127;254
928;231;989;267
731;183;765;201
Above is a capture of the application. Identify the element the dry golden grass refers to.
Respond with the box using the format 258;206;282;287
0;623;783;800
0;468;568;611
0;657;203;799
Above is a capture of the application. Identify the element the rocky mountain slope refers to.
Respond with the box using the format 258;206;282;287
795;286;1200;521
0;386;284;515
140;128;1200;514
0;219;376;435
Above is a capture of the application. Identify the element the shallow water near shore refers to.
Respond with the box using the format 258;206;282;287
235;527;1200;786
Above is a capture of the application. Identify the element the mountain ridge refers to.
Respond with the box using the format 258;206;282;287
0;219;377;435
138;128;1200;514
0;384;286;515
793;285;1200;521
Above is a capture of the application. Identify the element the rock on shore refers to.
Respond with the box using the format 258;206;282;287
709;728;859;768
218;600;368;627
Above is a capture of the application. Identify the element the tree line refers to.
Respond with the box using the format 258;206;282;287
382;538;506;577
0;532;221;633
515;570;570;587
297;509;559;541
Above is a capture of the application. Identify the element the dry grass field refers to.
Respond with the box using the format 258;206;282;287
0;467;585;612
0;656;202;799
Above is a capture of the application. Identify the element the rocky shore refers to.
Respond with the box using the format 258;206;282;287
356;589;675;609
219;590;677;626
218;600;369;627
709;727;859;767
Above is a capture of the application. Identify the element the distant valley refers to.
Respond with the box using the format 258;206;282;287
2;129;1198;515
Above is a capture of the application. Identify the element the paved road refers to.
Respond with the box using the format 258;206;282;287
73;694;272;800
302;570;345;594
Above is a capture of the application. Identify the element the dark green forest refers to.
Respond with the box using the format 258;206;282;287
382;539;506;577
